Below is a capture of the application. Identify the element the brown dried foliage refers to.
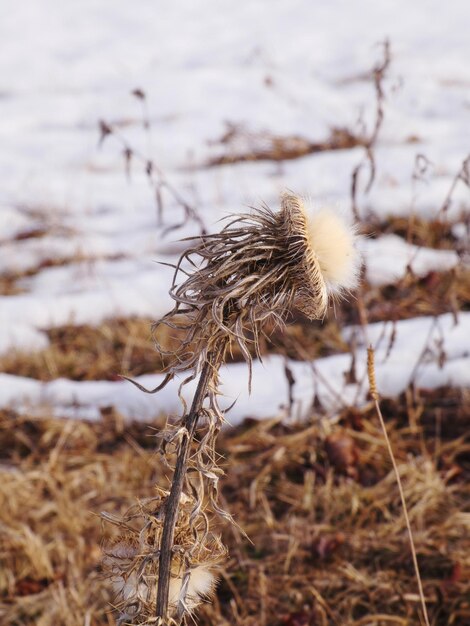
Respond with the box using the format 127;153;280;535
1;386;468;625
0;318;159;382
207;125;364;166
102;492;225;624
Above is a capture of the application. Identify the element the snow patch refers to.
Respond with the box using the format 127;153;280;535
1;313;468;422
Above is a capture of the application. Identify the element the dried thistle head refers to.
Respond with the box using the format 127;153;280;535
102;492;225;624
154;192;360;388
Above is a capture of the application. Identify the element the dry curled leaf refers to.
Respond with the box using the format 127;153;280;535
325;431;359;478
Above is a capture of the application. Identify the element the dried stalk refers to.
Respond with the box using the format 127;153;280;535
98;115;205;234
156;353;219;621
350;39;391;220
109;193;359;624
367;347;430;626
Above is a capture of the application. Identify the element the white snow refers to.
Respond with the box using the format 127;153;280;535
0;324;49;355
1;0;469;421
0;235;462;356
1;0;469;222
361;235;460;286
1;312;469;422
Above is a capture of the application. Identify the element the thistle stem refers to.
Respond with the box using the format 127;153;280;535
156;356;215;622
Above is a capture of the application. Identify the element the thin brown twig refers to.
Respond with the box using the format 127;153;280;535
98;119;205;234
440;154;470;219
350;39;391;218
396;152;470;285
367;347;431;626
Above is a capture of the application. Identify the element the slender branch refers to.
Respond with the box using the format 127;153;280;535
156;356;216;622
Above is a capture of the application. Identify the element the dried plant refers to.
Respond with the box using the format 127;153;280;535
367;347;431;626
102;491;225;625
99;89;205;234
207;123;365;166
151;192;359;388
105;192;360;624
351;39;392;220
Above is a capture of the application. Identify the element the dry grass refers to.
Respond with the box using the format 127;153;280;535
0;318;160;381
0;260;71;297
0;387;468;626
359;268;470;324
0;409;162;626
0;254;127;297
206;125;365;166
361;216;465;251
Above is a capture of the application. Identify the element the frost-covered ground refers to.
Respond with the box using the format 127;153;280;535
1;0;469;422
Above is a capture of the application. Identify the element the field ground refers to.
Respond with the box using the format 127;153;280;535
1;2;470;624
1;233;470;624
1;382;469;626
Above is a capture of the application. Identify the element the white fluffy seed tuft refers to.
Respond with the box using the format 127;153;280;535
306;207;361;294
105;540;217;614
168;565;216;608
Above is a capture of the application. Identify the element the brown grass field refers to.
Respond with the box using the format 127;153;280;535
0;386;469;625
1;209;469;626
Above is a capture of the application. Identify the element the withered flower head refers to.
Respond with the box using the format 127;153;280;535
155;192;360;387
